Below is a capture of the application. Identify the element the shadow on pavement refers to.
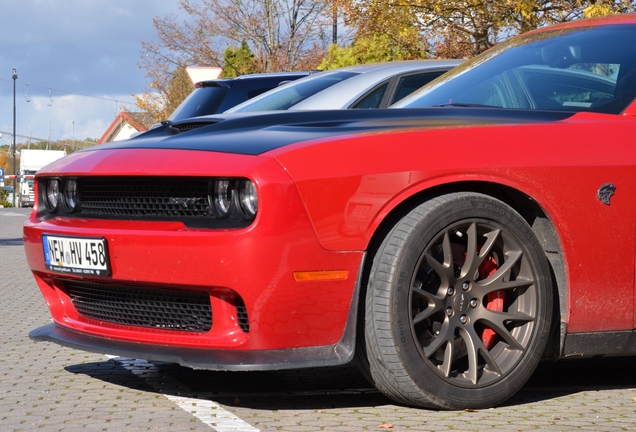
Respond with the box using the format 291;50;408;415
0;237;24;246
66;359;393;410
66;355;636;410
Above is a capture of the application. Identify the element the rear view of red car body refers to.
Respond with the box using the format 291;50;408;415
25;14;636;409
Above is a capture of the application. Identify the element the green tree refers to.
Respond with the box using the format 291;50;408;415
333;0;427;58
220;41;260;78
319;34;427;69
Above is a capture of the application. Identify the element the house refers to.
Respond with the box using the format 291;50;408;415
98;111;155;144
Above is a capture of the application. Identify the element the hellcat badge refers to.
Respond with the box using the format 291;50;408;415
598;183;616;205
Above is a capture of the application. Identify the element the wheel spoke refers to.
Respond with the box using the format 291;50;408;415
477;250;534;294
459;222;478;279
425;231;454;285
479;343;502;375
460;224;501;279
412;285;445;322
460;326;502;384
478;228;501;262
423;320;452;358
481;250;521;284
479;309;533;351
438;339;454;377
459;326;481;385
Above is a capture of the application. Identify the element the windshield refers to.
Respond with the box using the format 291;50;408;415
394;25;636;114
226;71;358;112
168;85;229;121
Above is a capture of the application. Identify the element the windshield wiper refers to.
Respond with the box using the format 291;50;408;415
432;103;500;108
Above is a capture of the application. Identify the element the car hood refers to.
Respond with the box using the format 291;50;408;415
95;108;575;156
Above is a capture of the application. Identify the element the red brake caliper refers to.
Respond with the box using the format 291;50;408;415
479;255;504;349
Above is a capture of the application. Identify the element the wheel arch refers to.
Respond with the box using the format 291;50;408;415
360;181;568;359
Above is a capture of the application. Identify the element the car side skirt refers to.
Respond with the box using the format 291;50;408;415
29;254;365;371
563;331;636;358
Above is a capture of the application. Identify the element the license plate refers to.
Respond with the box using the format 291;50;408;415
43;235;111;277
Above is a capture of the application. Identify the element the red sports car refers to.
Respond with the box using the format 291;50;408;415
26;13;636;409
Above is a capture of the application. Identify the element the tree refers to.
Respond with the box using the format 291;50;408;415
319;33;427;69
583;0;636;17
134;65;193;123
0;148;10;177
220;41;260;78
335;0;427;53
336;1;636;57
136;0;333;122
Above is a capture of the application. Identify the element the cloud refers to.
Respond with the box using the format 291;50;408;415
0;0;194;142
0;93;136;143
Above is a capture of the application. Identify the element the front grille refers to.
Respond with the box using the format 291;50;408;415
79;177;212;218
37;176;254;228
236;297;250;333
64;280;212;332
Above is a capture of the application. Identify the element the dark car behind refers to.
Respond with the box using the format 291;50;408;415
167;72;311;122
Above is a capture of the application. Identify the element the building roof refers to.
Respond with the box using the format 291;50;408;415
98;111;155;144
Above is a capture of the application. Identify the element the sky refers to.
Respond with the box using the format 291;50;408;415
0;0;193;147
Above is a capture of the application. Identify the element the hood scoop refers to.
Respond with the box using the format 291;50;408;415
169;121;218;134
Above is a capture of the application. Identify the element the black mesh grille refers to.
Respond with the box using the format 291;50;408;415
78;177;212;218
64;280;212;332
37;177;253;228
170;122;213;133
236;297;249;333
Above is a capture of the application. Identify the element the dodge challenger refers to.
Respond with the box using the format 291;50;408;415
26;13;636;409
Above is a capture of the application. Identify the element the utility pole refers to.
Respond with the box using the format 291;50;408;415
12;68;17;207
332;5;337;45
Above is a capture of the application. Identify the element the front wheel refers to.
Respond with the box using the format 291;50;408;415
364;192;553;409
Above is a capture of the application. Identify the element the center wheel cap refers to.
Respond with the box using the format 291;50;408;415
453;291;470;313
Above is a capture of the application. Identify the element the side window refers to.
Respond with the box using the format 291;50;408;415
352;83;389;109
246;87;275;99
391;72;446;104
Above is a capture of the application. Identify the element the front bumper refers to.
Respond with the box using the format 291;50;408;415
24;149;365;362
30;284;358;370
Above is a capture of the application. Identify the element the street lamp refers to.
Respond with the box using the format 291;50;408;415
12;68;17;207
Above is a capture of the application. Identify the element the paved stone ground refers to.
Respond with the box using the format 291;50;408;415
2;208;636;431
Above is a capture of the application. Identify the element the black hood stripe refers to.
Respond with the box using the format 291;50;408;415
94;108;575;156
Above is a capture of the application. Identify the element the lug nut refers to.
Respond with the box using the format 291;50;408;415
446;307;453;316
447;287;455;296
460;315;468;324
470;298;478;308
462;282;470;291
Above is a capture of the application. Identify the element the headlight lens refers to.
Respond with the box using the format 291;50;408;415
237;180;258;220
46;180;60;212
210;179;234;218
64;180;79;211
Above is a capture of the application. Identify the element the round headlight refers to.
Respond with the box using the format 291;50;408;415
65;180;79;211
46;179;60;212
210;180;234;218
237;180;258;220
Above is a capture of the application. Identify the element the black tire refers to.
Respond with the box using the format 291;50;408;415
364;192;553;409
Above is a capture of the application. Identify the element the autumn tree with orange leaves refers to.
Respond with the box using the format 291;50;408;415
335;0;636;59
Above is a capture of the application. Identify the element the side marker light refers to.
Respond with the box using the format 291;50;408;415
293;270;349;282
